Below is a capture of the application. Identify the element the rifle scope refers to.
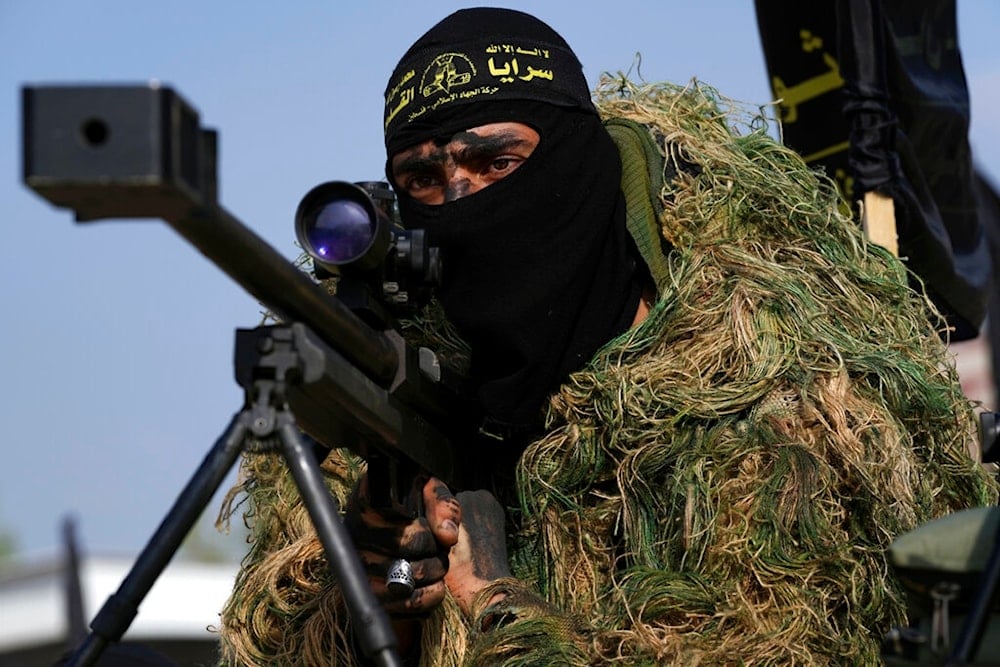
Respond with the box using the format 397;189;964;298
295;181;440;286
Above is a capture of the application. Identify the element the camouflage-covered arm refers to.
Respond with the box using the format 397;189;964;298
464;578;594;665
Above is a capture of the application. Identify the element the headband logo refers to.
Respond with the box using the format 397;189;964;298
384;51;492;130
385;39;589;135
420;53;476;97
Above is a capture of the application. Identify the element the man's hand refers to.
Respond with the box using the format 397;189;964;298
345;475;462;616
446;489;512;616
344;476;513;654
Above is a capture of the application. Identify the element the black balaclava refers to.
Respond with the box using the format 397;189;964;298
384;9;642;439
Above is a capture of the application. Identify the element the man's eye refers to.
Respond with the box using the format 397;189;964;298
406;175;440;192
480;155;528;182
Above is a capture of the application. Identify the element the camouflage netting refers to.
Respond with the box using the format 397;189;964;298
216;77;997;666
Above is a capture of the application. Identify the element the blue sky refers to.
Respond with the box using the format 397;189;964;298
1;1;998;560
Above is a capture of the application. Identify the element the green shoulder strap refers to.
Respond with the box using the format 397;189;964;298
604;117;671;291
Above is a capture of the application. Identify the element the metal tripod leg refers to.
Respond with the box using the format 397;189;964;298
275;412;400;667
66;410;252;666
65;406;402;667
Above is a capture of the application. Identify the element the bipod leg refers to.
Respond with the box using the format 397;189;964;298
235;323;401;665
65;410;252;667
275;410;402;667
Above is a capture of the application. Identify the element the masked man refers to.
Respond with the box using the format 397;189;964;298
219;9;995;665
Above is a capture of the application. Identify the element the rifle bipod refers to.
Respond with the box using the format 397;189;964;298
64;324;402;667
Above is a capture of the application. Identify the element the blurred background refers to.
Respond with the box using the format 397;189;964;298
0;0;996;661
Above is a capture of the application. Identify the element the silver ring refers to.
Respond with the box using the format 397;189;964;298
386;558;415;598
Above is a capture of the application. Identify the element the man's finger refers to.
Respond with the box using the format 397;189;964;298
380;580;448;616
361;552;449;586
423;477;461;547
351;515;440;559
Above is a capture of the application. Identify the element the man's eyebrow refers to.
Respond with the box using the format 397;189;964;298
392;152;442;176
452;131;535;161
392;131;535;176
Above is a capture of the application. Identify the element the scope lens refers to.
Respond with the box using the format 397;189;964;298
304;199;375;264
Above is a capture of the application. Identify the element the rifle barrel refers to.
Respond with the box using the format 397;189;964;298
169;205;400;385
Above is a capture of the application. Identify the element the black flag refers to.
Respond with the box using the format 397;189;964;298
755;0;994;341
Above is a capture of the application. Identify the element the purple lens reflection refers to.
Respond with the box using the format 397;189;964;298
306;199;375;264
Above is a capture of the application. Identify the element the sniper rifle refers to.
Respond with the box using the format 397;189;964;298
22;83;474;667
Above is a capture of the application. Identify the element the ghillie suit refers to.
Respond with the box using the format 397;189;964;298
216;78;996;666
